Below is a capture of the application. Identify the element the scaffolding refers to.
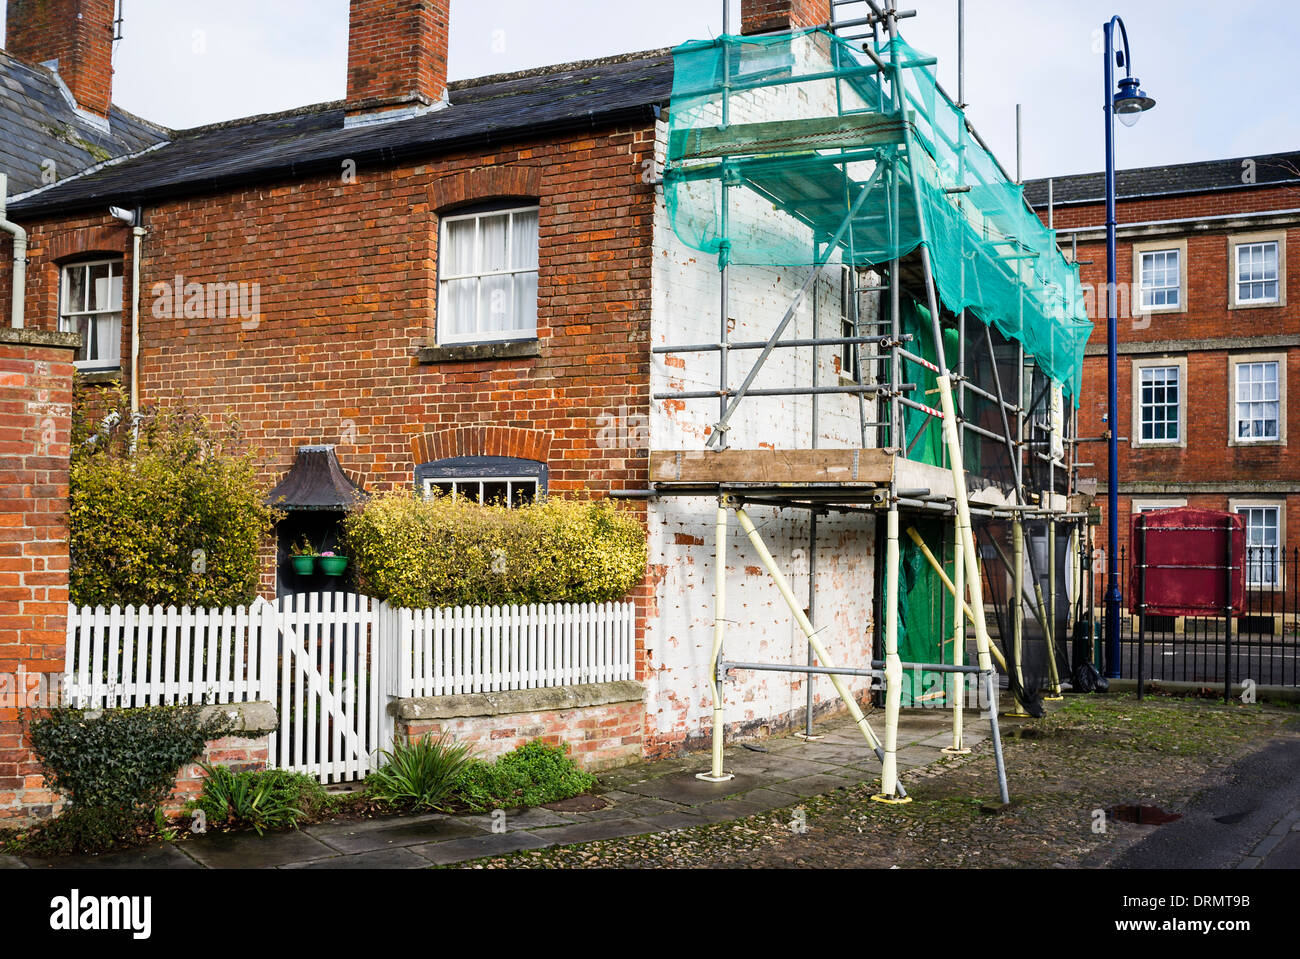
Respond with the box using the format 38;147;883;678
649;2;1098;804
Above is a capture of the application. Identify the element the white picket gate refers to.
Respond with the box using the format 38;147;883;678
63;594;636;784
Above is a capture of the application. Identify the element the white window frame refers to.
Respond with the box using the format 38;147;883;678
422;476;540;507
1130;356;1186;449
1230;498;1285;591
437;204;540;345
1228;231;1286;309
1132;239;1186;315
1229;353;1286;447
1131;498;1188;515
59;257;123;369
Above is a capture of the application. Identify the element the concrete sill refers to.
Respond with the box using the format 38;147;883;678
75;368;123;386
417;340;541;364
0;327;81;350
391;680;645;721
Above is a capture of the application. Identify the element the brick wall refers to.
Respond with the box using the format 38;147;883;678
1036;183;1300;563
0;329;77;823
399;699;644;772
167;733;272;817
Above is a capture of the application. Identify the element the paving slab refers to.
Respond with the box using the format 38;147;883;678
764;773;859;799
182;830;336;869
0;854;28;869
621;771;766;805
411;829;553;865
280;847;431;870
307;815;486;854
525;818;657;848
23;842;202;870
557;796;684;822
690;799;770;823
457;807;575;832
732;788;800;812
722;756;840;780
636;810;708;832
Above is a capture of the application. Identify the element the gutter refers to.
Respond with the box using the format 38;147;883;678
0;174;27;329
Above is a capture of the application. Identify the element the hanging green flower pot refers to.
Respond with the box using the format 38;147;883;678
318;554;349;576
291;555;317;575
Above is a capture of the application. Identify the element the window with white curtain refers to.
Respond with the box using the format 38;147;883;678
59;259;123;368
1234;504;1282;589
1139;249;1180;309
1236;241;1279;304
1235;360;1280;441
438;205;539;343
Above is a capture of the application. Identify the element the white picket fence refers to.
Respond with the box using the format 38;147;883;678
394;601;636;699
62;594;637;782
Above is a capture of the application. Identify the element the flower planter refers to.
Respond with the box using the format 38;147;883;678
291;555;317;575
318;555;349;576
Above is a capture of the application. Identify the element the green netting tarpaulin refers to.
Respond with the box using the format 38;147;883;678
897;516;952;707
664;28;1093;400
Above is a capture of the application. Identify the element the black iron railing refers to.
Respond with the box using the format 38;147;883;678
1103;544;1299;689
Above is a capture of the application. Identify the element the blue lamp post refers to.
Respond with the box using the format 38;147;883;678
1103;15;1155;677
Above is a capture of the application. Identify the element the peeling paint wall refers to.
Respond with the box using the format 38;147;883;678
645;109;879;757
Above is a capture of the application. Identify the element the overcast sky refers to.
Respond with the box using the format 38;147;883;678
3;1;1297;179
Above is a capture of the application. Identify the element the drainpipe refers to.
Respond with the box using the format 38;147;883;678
0;174;27;329
110;205;146;413
130;213;144;413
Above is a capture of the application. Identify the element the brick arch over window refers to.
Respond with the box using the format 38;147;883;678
411;425;552;467
431;165;542;212
46;225;128;263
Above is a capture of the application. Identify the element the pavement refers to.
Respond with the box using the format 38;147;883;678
1;707;987;870
1109;720;1300;870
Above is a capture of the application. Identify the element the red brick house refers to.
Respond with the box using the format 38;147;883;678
1025;153;1300;591
3;0;884;769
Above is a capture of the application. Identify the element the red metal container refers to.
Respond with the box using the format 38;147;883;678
1128;508;1246;617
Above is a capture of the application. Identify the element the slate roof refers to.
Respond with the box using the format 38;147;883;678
8;48;675;218
1023;150;1300;209
0;48;170;198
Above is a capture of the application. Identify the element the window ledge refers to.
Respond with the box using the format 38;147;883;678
417;340;540;364
75;367;124;386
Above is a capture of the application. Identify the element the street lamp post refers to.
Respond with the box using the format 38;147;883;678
1102;16;1155;677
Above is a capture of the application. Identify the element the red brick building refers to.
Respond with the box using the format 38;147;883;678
1025;153;1300;589
3;0;882;770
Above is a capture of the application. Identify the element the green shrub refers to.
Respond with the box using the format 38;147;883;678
366;733;475;810
25;703;230;853
454;740;596;811
343;491;647;608
189;766;326;835
15;805;142;857
69;380;280;608
28;704;230;812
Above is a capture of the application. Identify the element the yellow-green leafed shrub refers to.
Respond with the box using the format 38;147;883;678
68;381;279;609
343;491;647;608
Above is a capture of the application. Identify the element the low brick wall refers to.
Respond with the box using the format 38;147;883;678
392;681;645;772
167;701;277;815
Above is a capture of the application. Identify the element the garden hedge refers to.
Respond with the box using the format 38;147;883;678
343;491;647;608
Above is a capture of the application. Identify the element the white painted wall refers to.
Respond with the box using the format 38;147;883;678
644;38;882;751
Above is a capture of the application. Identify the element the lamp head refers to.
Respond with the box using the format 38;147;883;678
1113;76;1155;127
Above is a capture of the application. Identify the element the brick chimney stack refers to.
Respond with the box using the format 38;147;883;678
5;0;115;119
346;0;449;123
740;0;831;35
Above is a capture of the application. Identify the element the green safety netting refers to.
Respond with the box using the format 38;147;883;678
664;28;1093;400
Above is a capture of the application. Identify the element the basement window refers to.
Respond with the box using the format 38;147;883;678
415;455;547;508
437;205;540;344
59;258;123;369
